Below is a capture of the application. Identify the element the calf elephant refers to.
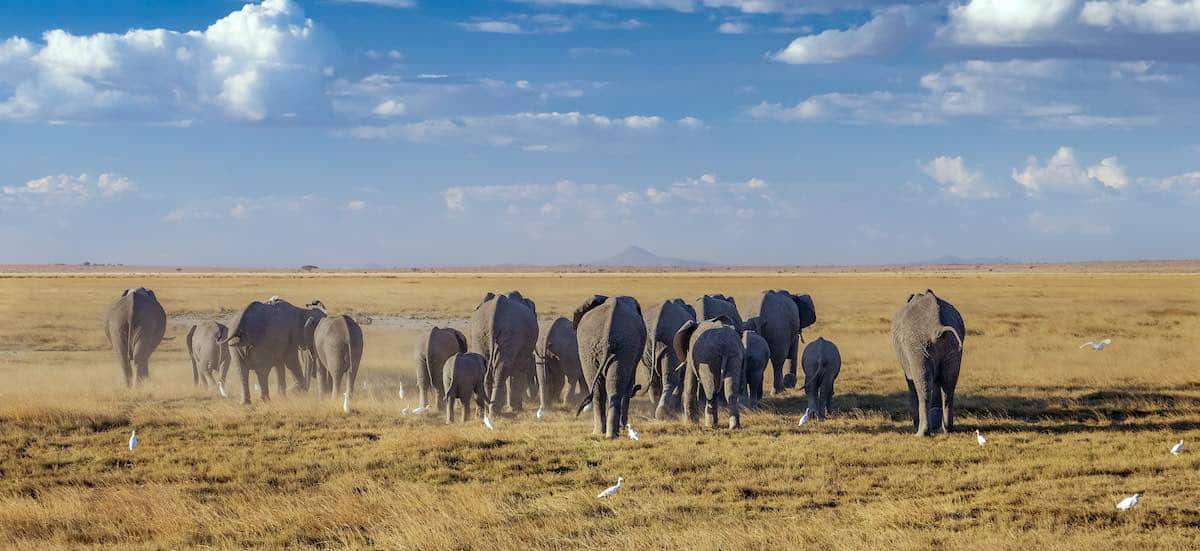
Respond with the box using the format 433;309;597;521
740;330;770;407
414;326;467;411
642;298;696;419
104;287;168;387
691;294;742;332
573;295;647;439
801;337;841;420
673;317;745;429
307;314;364;400
186;321;230;392
443;352;489;424
222;299;326;405
749;290;816;393
535;317;585;412
891;289;965;436
470;291;538;418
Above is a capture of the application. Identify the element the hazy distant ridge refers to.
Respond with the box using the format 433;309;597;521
588;246;711;267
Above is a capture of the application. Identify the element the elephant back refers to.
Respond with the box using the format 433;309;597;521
692;295;742;332
892;291;962;349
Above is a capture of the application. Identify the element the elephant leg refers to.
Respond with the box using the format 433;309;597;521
445;397;454;424
939;354;961;433
592;378;607;436
418;366;430;410
133;355;150;387
255;367;272;402
285;353;307;394
805;375;821;419
487;371;507;419
113;338;133;388
348;367;359;399
239;362;252;405
906;350;934;436
748;369;764;408
704;399;717;429
219;354;231;387
784;336;799;389
275;363;287;397
724;369;741;430
682;364;699;424
463;395;474;422
905;378;918;430
334;370;346;400
941;387;955;433
606;376;621;439
821;379;835;419
191;356;200;387
770;355;785;395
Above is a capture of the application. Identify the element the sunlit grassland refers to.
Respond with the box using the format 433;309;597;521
1;271;1199;549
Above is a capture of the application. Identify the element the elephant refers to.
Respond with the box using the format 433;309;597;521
104;287;168;387
801;337;841;420
641;298;696;419
573;295;647;439
470;291;538;418
691;294;742;332
306;314;364;400
222;299;326;405
672;317;745;429
748;290;816;393
186;321;230;391
442;352;489;424
535;317;585;412
740;330;770;407
891;289;965;436
414;326;467;411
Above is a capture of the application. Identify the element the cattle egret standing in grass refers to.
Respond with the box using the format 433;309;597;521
217;381;228;399
597;477;623;498
1116;493;1141;511
627;424;639;441
1171;440;1184;455
976;429;987;447
536;406;544;419
401;407;410;415
483;415;494;430
128;430;138;451
342;392;350;415
798;409;810;427
1080;338;1112;350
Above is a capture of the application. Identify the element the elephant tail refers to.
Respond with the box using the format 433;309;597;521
575;353;619;417
937;326;963;351
421;331;438;394
186;325;198;382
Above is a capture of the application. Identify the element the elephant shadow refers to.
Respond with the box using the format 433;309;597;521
761;387;1200;435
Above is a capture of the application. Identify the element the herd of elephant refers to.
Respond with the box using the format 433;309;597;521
103;286;966;438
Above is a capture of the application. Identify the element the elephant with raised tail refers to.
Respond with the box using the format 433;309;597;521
306;314;364;401
186;321;230;392
535;317;585;412
891;289;965;436
414;326;467;411
642;298;696;419
748;290;816;393
470;291;538;418
573;295;647;439
104;287;168;387
673;316;745;429
221;299;326;405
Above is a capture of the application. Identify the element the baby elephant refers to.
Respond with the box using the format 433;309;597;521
442;352;489;424
308;315;364;400
186;321;231;392
801;337;841;420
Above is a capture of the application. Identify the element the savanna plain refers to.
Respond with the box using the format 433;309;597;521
2;270;1199;550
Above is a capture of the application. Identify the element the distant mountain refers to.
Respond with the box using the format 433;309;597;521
589;246;711;267
917;255;1018;265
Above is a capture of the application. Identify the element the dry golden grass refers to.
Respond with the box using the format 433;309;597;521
2;271;1200;549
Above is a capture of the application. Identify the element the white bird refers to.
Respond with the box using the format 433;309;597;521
1171;440;1184;456
536;407;545;419
412;405;428;415
342;392;350;415
398;381;405;400
976;429;987;447
797;410;810;427
1116;493;1141;511
128;429;138;451
627;424;640;441
268;295;280;303
217;381;228;399
1080;338;1113;350
597;477;623;498
401;407;410;415
582;404;592;413
483;416;495;430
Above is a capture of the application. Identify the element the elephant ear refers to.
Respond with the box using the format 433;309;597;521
146;289;157;301
452;328;468;353
710;314;736;327
792;294;817;329
572;295;609;330
628;296;643;319
672;319;699;369
906;293;916;303
522;298;537;316
121;288;131;297
681;302;697;320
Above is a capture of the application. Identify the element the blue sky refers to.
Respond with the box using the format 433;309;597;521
1;0;1198;267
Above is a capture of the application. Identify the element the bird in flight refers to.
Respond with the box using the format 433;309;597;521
597;477;623;498
1116;493;1141;511
1080;338;1113;350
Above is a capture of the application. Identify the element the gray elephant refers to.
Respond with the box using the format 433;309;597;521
535;317;585;412
642;298;696;419
104;287;168;387
891;289;965;436
740;330;770;407
442;352;488;424
414;326;467;411
470;291;538;418
801;337;841;420
222;299;326;405
673;317;745;429
691;294;742;331
748;290;816;393
186;321;230;391
573;295;647;439
307;314;364;400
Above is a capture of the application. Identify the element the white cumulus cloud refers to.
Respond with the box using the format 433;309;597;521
772;6;929;64
1012;146;1129;195
921;156;1000;199
2;173;135;208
